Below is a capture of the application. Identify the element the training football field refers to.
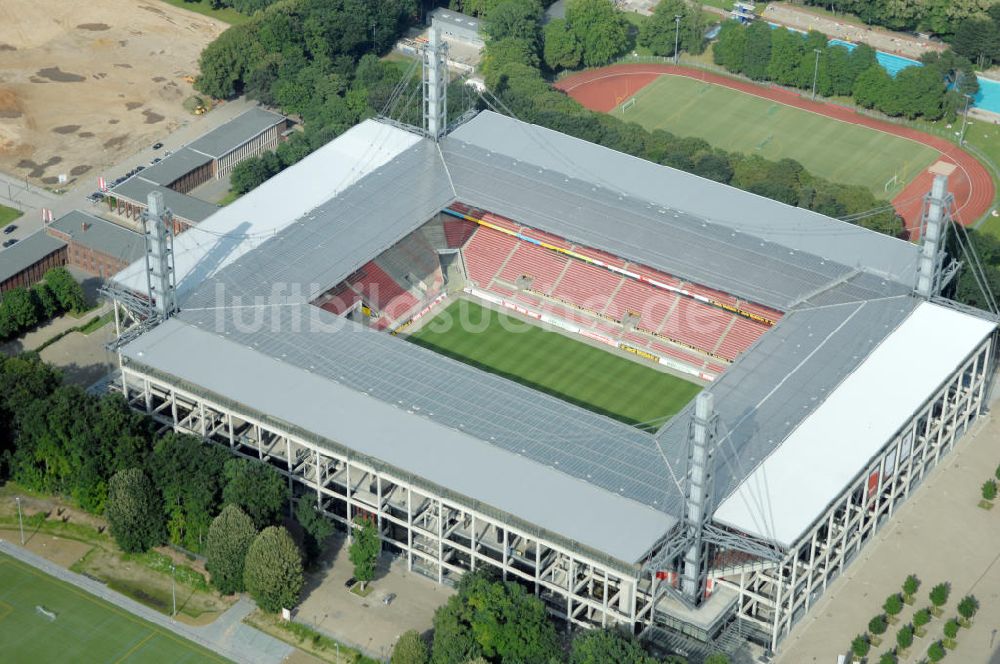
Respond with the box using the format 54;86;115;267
0;553;227;663
407;300;700;428
621;75;938;196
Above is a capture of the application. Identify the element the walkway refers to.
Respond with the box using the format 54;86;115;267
555;64;994;233
0;540;294;664
774;413;1000;663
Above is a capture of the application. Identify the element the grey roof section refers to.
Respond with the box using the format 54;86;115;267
442;139;904;310
189;108;285;159
139;148;211;186
657;295;919;524
111;177;219;224
122;319;675;565
48;211;144;264
0;231;66;284
449;112;919;288
430;7;481;33
180;140;455;305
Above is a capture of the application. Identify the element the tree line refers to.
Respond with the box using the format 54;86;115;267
197;0;432;194
803;0;996;42
475;0;903;236
0;351;348;612
713;21;978;122
0;267;87;341
389;568;721;664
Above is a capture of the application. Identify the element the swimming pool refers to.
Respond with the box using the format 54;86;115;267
974;76;1000;115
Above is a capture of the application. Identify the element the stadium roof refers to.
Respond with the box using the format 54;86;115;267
121;318;676;564
110;177;219;224
139;148;212;187
188;108;286;159
0;231;65;284
47;211;144;265
116;111;994;564
114;119;422;296
714;301;995;545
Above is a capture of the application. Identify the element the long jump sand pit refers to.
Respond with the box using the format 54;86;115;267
0;0;226;187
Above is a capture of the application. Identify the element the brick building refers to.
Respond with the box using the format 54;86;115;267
46;210;144;279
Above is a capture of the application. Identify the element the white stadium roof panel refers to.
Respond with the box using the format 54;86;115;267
113;119;421;296
714;301;995;546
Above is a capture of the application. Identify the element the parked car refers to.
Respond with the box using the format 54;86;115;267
344;577;356;589
152;142;164;150
3;224;16;235
151;157;162;164
382;593;396;606
3;238;18;248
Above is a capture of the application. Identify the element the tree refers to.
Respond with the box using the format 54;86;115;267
869;614;888;637
392;630;430;664
206;504;257;595
703;655;729;664
430;570;560;664
32;283;60;320
896;624;913;652
996;463;1000;482
0;287;39;339
878;653;897;664
105;468;165;553
543;18;582;71
913;607;931;636
982;479;997;501
952;17;1000;68
903;574;921;603
482;0;543;47
638;0;705;58
929;582;951;614
927;640;945;662
43;267;87;313
294;498;334;566
853;65;893;110
768;27;805;86
713;21;747;72
150;433;228;552
349;515;380;591
742;21;773;81
243;526;303;612
957;594;979;626
565;0;629;67
851;635;870;659
222;457;287;529
570;628;658;664
943;618;959;647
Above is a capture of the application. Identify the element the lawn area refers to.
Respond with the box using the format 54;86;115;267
0;553;228;663
160;0;249;25
0;204;22;228
407;300;700;428
620;75;939;196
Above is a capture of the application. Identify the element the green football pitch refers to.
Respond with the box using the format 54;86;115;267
0;554;227;663
620;75;938;196
407;300;701;429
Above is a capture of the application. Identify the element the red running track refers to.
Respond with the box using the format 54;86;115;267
555;64;994;234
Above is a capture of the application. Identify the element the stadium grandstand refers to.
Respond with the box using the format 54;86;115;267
105;31;997;658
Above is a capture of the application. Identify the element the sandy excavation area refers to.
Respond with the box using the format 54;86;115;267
0;0;226;187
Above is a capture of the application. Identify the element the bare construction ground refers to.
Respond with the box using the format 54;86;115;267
0;0;225;187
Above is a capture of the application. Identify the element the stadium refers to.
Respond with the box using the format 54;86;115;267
107;36;997;657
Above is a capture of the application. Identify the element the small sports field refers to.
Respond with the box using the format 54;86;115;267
0;553;227;663
621;75;938;196
407;300;700;428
